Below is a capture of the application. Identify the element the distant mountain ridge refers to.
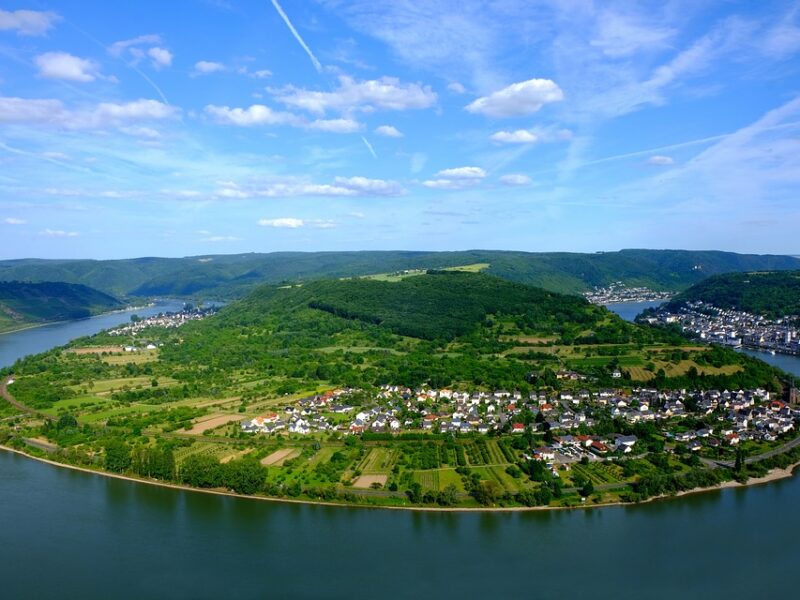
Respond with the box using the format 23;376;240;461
0;281;122;333
1;249;798;300
666;271;800;318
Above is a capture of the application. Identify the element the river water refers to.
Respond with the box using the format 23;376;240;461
0;301;799;599
0;300;185;369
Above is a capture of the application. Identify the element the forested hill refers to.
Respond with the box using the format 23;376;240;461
666;271;800;318
1;249;798;300
153;271;782;392
0;281;121;332
219;271;610;342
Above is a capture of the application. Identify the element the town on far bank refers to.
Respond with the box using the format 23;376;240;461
644;301;800;356
583;282;674;304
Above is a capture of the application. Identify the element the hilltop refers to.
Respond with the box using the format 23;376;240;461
1;249;798;299
666;271;800;318
0;281;122;333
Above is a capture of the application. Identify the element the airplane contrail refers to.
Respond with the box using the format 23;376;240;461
270;0;323;73
361;136;377;159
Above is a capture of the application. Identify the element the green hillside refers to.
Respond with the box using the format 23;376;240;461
666;271;800;318
1;249;798;300
145;271;779;393
0;281;122;333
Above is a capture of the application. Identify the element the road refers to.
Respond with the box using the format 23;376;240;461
701;434;800;469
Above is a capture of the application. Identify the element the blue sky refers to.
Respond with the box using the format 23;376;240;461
1;0;799;259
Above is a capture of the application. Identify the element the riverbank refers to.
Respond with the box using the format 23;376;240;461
0;303;154;337
3;443;798;513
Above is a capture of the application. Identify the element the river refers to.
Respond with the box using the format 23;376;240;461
1;302;799;599
0;300;185;370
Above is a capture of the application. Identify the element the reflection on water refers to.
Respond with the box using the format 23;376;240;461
2;451;800;599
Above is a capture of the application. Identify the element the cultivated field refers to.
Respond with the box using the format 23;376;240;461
261;448;301;466
186;413;244;435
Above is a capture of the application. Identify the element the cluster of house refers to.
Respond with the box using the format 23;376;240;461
644;301;799;355
583;282;673;304
108;307;217;337
239;384;799;463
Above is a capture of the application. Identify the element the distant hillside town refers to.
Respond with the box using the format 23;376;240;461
642;302;799;355
584;282;674;304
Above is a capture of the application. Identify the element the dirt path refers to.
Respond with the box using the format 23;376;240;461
0;376;50;419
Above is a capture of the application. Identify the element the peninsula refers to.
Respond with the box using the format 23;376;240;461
2;270;798;510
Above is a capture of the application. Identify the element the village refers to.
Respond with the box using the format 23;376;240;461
583;282;674;304
644;301;800;355
240;383;799;464
107;305;218;337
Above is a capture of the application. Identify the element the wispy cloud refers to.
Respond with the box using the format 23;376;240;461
273;75;437;115
215;175;403;199
39;228;79;237
499;174;532;186
258;217;336;229
647;155;674;166
0;97;179;130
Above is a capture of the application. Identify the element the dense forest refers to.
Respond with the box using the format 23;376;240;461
122;272;784;393
0;281;121;333
666;271;800;318
1;249;798;299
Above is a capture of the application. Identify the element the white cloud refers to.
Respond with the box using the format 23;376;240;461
307;118;362;133
194;60;225;75
205;104;363;134
435;166;486;179
273;75;437;115
422;179;472;190
35;52;100;82
0;96;178;129
423;165;486;190
490;125;573;145
647;155;675;166
258;217;305;228
3;217;26;225
499;174;532;186
333;176;404;196
374;124;403;137
251;69;272;79
109;34;162;57
94;99;176;121
465;78;563;117
447;82;466;94
204;104;300;127
216;176;402;199
490;129;539;144
148;47;173;68
39;228;79;237
0;9;59;36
